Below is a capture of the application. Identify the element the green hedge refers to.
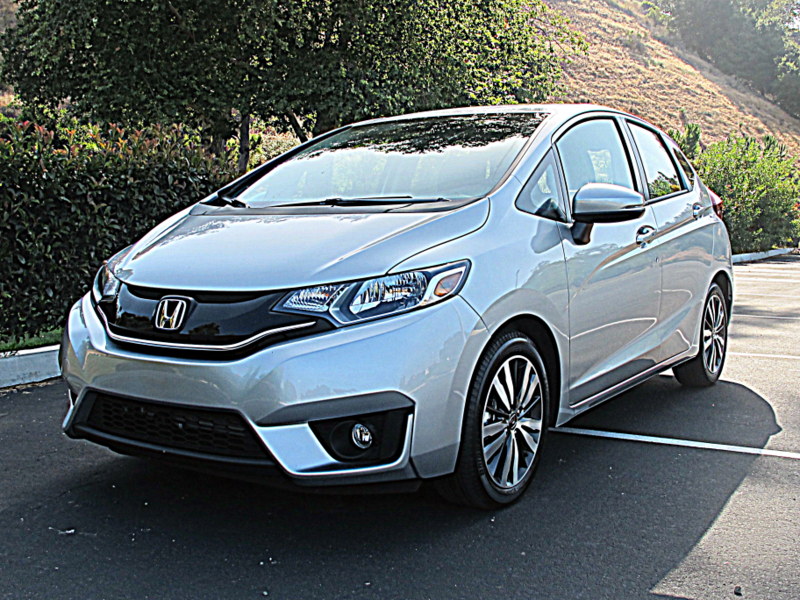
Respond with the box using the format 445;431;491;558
670;124;800;254
0;118;236;341
695;136;800;254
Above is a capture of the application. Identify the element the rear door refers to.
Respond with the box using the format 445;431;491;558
555;117;662;406
624;121;715;362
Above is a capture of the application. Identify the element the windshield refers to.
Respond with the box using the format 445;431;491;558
237;113;547;207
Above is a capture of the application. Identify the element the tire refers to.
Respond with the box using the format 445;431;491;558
435;331;551;509
673;283;728;387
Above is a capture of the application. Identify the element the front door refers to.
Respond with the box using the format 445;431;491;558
555;117;662;405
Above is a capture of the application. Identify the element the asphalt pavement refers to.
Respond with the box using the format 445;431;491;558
1;255;798;600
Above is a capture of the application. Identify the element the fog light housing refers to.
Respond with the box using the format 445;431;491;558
310;408;410;464
351;423;374;449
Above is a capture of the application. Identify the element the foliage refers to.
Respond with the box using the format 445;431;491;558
671;123;800;253
0;0;280;154
0;0;586;164
0;116;236;340
641;1;672;25
0;328;61;352
667;122;702;158
278;0;586;136
619;28;649;55
225;120;297;172
648;0;800;117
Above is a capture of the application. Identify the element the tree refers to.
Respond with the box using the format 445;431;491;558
1;0;285;163
667;122;702;158
0;0;585;170
654;0;800;117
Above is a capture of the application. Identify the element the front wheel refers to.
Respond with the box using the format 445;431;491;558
435;331;550;509
674;282;729;387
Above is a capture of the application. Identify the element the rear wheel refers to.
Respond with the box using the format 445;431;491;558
435;331;550;509
674;283;728;387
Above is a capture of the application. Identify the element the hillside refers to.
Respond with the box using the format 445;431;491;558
551;0;800;158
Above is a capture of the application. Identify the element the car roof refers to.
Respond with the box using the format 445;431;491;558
351;104;629;128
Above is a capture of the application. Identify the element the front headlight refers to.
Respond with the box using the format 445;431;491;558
91;246;133;304
277;261;470;324
92;263;121;304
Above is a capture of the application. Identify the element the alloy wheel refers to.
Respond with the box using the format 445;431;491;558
703;293;727;374
481;355;543;489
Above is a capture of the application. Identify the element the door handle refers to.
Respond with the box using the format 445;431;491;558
692;203;703;219
636;225;657;246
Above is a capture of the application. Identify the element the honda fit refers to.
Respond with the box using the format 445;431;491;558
60;105;732;508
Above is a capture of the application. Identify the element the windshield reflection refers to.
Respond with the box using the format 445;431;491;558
238;113;547;207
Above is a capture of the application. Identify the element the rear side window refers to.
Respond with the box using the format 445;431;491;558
673;149;696;189
555;119;635;198
516;151;566;221
629;123;685;200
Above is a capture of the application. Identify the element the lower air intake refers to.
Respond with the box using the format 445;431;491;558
84;393;267;459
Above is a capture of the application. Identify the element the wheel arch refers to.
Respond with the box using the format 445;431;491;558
712;270;733;313
489;314;562;428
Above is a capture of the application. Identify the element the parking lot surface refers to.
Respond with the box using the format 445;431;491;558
1;255;798;600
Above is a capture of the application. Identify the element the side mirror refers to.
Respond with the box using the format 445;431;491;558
571;183;646;245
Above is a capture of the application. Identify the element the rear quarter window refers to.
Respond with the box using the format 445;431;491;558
673;148;696;189
629;122;686;200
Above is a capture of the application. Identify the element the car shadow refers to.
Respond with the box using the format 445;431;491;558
0;377;783;600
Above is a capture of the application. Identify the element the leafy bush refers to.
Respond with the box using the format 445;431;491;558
619;29;649;56
641;1;671;26
0;117;236;341
226;120;297;171
667;122;701;159
693;134;800;254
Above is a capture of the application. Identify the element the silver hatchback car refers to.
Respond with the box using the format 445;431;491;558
61;105;732;508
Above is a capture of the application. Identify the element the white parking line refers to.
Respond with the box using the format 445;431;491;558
732;313;800;320
734;277;800;284
728;351;800;360
734;292;800;298
552;427;800;460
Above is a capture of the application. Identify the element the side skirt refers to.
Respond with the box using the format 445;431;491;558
561;350;695;421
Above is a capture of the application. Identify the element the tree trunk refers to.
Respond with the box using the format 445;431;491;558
313;112;338;137
286;110;309;143
210;135;227;157
237;112;251;174
208;112;233;157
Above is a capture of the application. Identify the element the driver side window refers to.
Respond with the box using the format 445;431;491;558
555;119;635;198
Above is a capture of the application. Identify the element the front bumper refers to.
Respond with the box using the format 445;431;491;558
61;294;487;486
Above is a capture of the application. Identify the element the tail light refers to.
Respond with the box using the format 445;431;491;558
709;189;724;219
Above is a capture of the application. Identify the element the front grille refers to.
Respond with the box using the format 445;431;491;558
84;393;267;459
95;283;333;359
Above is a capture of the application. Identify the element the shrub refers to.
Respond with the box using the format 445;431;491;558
226;120;298;171
694;134;800;254
0;117;237;341
667;122;701;159
619;29;649;56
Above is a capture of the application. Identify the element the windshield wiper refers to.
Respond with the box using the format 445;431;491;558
202;194;251;208
274;195;448;207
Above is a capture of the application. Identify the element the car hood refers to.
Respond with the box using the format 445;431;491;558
114;201;489;291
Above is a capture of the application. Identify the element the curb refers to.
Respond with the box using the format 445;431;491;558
0;345;60;389
0;247;796;390
732;247;796;264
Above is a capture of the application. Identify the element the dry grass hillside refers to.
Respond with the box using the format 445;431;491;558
551;0;800;157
